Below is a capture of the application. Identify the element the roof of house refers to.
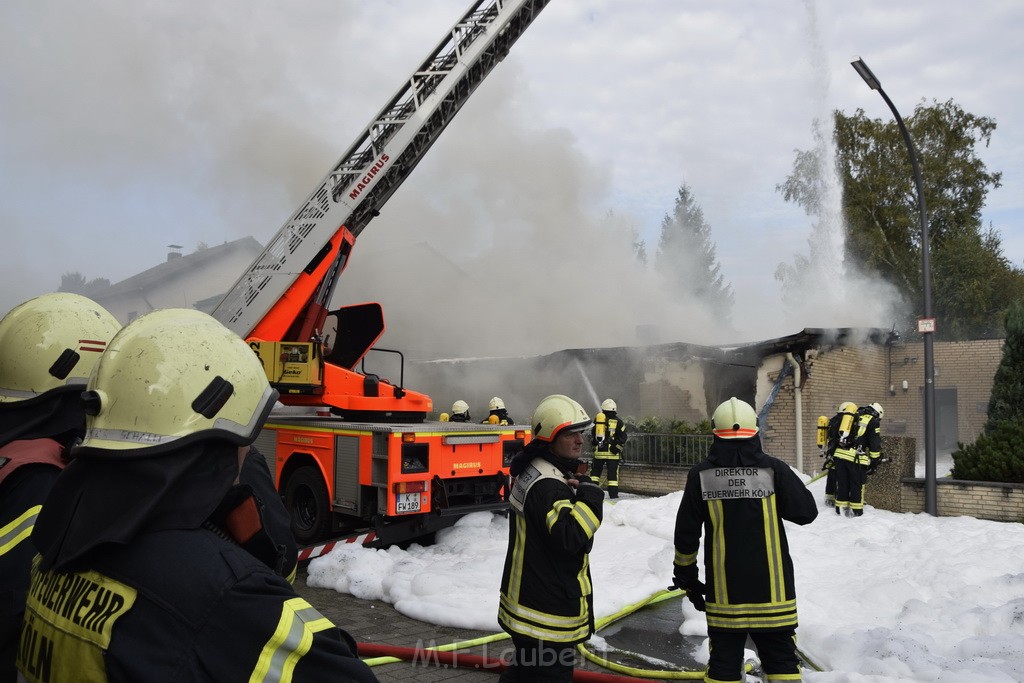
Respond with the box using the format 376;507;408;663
88;237;262;299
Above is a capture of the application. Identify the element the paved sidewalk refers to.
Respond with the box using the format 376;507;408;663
294;570;617;681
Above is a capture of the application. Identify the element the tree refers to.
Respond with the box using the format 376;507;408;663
985;302;1024;427
58;272;88;294
778;99;1023;339
655;184;733;320
57;271;110;295
951;302;1024;483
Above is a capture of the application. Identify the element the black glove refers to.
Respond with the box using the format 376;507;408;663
867;459;879;475
671;568;706;612
574;476;603;508
675;580;706;612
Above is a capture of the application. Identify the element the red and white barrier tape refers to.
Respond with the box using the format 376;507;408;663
297;530;377;562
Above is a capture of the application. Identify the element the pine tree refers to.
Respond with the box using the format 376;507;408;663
655;184;733;320
985;301;1024;427
951;300;1024;482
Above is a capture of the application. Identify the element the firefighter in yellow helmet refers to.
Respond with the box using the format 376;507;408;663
0;293;120;682
481;396;514;425
821;401;858;507
590;397;628;498
18;309;378;683
498;394;602;682
833;401;884;517
673;397;817;683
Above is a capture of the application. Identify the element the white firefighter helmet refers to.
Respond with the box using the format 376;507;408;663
601;398;617;412
78;308;277;453
838;401;858;414
531;394;591;442
870;402;885;418
451;400;469;416
711;397;759;440
488;396;505;411
0;293;120;404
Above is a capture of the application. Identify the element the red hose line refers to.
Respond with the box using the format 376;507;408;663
358;642;648;681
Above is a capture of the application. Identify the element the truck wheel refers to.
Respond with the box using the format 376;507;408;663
284;466;330;545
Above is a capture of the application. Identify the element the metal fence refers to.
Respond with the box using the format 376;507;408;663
586;433;712;467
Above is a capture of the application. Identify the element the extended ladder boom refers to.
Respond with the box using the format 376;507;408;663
213;0;552;340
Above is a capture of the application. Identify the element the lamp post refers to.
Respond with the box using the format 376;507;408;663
851;56;937;515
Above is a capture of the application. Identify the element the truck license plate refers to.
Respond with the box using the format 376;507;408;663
395;492;420;513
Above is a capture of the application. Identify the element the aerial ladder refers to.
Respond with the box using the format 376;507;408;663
211;0;552;546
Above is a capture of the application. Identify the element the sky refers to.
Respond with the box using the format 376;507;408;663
307;467;1024;682
3;1;1024;356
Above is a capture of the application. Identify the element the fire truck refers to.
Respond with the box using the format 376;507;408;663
210;0;551;547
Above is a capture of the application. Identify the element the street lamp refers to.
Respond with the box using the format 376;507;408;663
851;57;937;515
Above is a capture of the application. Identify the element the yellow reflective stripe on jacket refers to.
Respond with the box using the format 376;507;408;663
497;594;591;643
506;515;528;601
547;501;572;531
708;500;728;604
577;555;592;598
0;504;40;556
762;496;784;603
706;599;798;630
674;549;697;568
249;597;334;683
570;503;600;539
546;500;600;539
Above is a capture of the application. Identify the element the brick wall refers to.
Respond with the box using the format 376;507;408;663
762;346;888;471
901;479;1024;522
618;437;1024;524
761;339;1004;474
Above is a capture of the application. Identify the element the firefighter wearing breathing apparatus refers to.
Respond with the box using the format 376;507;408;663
673;397;817;683
832;402;884;517
820;401;858;507
590;398;627;499
0;293;121;683
482;396;514;425
498;394;603;682
17;309;377;683
444;399;471;423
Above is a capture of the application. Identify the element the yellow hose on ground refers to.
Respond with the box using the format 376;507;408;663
361;587;824;676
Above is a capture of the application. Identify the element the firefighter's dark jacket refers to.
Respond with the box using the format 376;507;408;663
834;413;882;466
1;387;85;683
592;411;627;459
20;439;377;683
498;443;603;644
1;440;64;683
673;435;817;632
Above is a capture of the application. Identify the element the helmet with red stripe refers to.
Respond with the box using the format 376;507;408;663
711;397;759;440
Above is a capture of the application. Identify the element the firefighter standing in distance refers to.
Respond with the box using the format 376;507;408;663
498;394;603;682
833;402;884;517
821;401;858;507
0;293;120;683
590;398;628;499
673;397;818;683
18;309;377;683
482;396;514;425
446;400;471;422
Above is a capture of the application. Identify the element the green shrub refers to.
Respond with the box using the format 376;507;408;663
627;416;710;435
951;420;1024;483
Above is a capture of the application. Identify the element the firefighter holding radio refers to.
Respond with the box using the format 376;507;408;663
498;394;603;682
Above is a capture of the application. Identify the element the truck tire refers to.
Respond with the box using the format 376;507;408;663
284;466;330;545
